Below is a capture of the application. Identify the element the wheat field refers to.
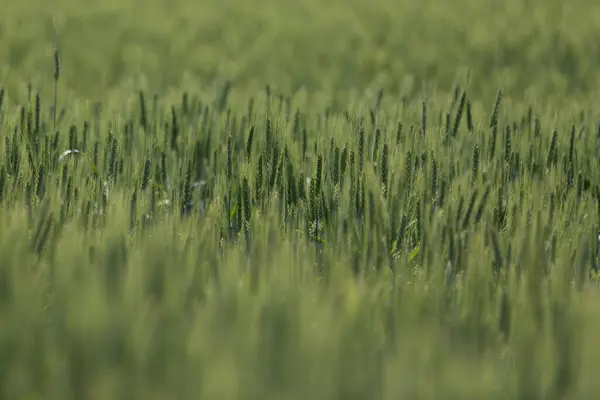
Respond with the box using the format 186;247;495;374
1;0;600;399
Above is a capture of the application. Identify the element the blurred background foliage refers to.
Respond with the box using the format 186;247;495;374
1;0;600;104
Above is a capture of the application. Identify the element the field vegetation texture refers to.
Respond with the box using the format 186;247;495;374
2;0;600;398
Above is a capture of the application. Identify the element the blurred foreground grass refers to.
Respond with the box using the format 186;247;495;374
1;0;600;399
